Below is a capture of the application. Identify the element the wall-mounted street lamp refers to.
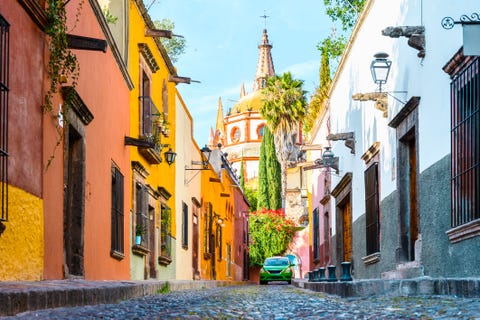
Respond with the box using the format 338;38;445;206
319;147;335;167
302;147;339;174
370;52;391;92
164;147;176;166
185;146;212;171
353;52;406;117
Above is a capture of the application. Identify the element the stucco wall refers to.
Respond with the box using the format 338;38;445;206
419;155;480;277
0;186;43;280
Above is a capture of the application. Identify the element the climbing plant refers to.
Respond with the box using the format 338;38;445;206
248;209;299;266
43;0;83;167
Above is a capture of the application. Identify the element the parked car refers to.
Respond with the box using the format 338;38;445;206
259;256;294;285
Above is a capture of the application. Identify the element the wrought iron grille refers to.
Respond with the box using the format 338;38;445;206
0;15;9;222
451;56;480;227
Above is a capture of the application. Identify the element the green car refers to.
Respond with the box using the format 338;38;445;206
259;256;294;285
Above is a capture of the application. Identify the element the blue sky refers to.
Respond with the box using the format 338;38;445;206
148;1;332;145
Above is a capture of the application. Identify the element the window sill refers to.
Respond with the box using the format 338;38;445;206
362;252;381;265
132;244;150;256
110;250;125;261
446;219;480;243
158;255;172;266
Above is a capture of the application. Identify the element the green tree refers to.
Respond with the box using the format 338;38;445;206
324;0;366;31
257;130;270;210
261;72;307;208
265;127;282;210
257;127;282;210
153;18;186;63
305;36;345;132
244;187;258;213
239;157;245;190
238;157;257;212
248;209;298;266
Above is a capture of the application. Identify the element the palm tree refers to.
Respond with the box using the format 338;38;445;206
261;72;307;208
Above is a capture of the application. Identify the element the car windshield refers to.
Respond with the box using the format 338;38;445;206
264;258;290;266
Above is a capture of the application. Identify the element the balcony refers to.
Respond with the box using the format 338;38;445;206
124;96;169;164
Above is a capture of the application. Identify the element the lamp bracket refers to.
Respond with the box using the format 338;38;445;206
168;75;201;85
352;92;388;117
145;28;184;39
382;26;425;58
442;13;480;30
326;132;355;154
303;157;339;174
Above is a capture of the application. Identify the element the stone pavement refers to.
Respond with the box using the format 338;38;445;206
294;277;480;298
1;278;480;318
2;283;480;319
0;279;248;317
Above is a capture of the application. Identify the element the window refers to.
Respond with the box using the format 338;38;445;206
312;207;320;261
203;202;213;257
450;55;480;228
135;183;149;248
182;201;188;248
160;204;172;258
111;165;124;258
257;124;265;138
231;127;240;143
0;15;9;222
226;243;232;277
364;162;380;255
140;71;152;136
216;216;223;261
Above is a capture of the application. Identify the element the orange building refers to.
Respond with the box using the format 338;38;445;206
199;149;249;280
0;0;45;280
41;0;133;280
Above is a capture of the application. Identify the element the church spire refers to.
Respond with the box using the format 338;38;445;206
253;28;275;92
215;97;225;138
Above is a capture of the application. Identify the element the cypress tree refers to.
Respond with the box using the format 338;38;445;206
239;156;245;191
257;129;270;210
265;127;282;210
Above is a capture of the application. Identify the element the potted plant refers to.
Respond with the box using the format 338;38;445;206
135;224;146;245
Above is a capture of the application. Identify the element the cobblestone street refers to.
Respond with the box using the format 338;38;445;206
3;284;480;319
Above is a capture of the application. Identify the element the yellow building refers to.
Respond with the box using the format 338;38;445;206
124;0;178;280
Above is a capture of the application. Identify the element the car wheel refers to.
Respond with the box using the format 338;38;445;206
260;280;267;285
287;280;291;285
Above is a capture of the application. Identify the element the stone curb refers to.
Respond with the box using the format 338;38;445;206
293;277;480;298
0;279;250;316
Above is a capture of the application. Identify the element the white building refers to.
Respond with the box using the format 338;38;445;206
309;0;480;279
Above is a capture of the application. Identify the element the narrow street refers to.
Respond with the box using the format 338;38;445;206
5;284;480;319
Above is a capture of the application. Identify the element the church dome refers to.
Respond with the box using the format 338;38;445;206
230;90;264;114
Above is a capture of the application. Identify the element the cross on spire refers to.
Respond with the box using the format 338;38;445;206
260;11;269;29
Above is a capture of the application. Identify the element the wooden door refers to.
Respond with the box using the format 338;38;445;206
343;200;352;262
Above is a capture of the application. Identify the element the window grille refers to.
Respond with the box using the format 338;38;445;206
0;15;9;222
364;162;380;255
451;56;480;227
111;165;124;255
182;201;188;248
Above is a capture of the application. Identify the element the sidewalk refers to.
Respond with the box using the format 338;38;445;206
293;277;480;298
0;279;249;317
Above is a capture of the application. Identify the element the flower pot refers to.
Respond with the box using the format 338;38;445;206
135;235;142;245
